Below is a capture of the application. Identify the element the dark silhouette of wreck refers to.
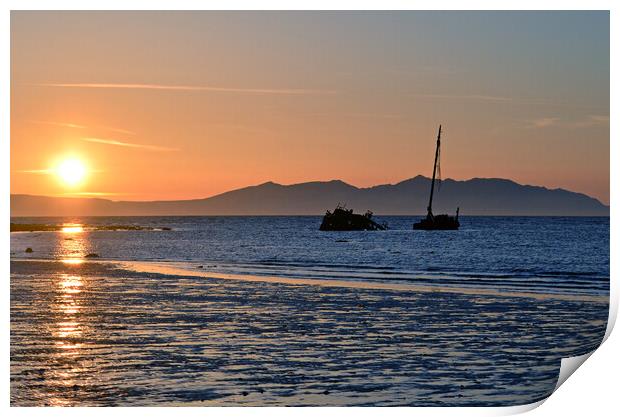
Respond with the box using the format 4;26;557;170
320;205;387;231
413;125;460;230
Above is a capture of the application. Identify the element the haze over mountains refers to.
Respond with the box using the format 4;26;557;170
11;176;608;217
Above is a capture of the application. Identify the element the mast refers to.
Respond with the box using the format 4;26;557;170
427;125;441;217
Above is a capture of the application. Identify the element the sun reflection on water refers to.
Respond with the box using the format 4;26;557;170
57;224;91;260
61;225;84;233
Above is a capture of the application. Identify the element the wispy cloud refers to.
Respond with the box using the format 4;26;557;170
529;117;560;128
15;169;54;174
570;114;610;128
59;191;122;197
414;93;606;110
98;126;136;135
27;120;88;129
346;112;404;120
525;115;609;129
27;119;136;135
82;137;178;152
16;167;104;174
413;93;514;103
206;123;277;136
33;82;338;95
589;115;610;123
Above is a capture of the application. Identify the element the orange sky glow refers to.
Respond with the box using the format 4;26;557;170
11;11;610;204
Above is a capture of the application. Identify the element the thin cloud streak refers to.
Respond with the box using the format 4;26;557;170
82;137;178;152
16;168;104;174
33;82;338;95
27;120;87;129
27;120;136;135
206;123;277;136
413;93;514;102
525;115;609;129
59;192;123;197
15;169;54;174
413;93;605;110
346;112;404;120
99;126;136;135
589;115;610;123
529;117;560;128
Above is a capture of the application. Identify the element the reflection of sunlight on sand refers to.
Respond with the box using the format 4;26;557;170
55;341;84;352
61;259;85;265
48;396;71;407
56;321;81;338
59;276;83;293
48;368;81;406
54;275;84;350
120;261;608;303
48;273;89;404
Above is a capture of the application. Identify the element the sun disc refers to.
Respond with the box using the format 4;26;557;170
57;159;86;186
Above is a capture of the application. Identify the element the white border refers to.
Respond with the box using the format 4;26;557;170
2;2;616;416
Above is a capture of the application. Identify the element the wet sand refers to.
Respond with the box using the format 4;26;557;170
10;260;608;406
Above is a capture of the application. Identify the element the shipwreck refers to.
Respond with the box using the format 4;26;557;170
320;205;387;231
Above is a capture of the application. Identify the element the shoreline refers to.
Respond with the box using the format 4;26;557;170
10;258;609;304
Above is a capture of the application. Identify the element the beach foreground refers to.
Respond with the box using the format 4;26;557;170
11;260;607;406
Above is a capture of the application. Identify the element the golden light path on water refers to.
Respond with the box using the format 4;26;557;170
49;271;87;406
58;224;89;263
61;225;84;234
56;225;87;350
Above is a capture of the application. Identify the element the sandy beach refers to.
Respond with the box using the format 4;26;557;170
10;259;608;406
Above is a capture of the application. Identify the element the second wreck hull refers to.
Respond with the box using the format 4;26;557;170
413;214;460;230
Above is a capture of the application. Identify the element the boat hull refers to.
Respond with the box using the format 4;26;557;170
413;214;460;230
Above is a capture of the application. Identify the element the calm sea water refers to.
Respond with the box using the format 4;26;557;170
11;216;610;296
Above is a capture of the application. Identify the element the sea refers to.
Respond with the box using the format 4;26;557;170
10;215;610;406
10;216;610;297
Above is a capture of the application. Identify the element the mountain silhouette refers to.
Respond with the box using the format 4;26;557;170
10;176;608;217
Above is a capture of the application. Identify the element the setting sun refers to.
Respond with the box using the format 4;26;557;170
56;158;86;187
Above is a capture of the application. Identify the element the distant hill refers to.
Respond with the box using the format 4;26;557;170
10;176;609;217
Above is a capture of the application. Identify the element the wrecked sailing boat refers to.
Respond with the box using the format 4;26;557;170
413;125;460;230
320;205;387;231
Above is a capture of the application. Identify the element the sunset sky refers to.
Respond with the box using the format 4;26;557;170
10;11;610;204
